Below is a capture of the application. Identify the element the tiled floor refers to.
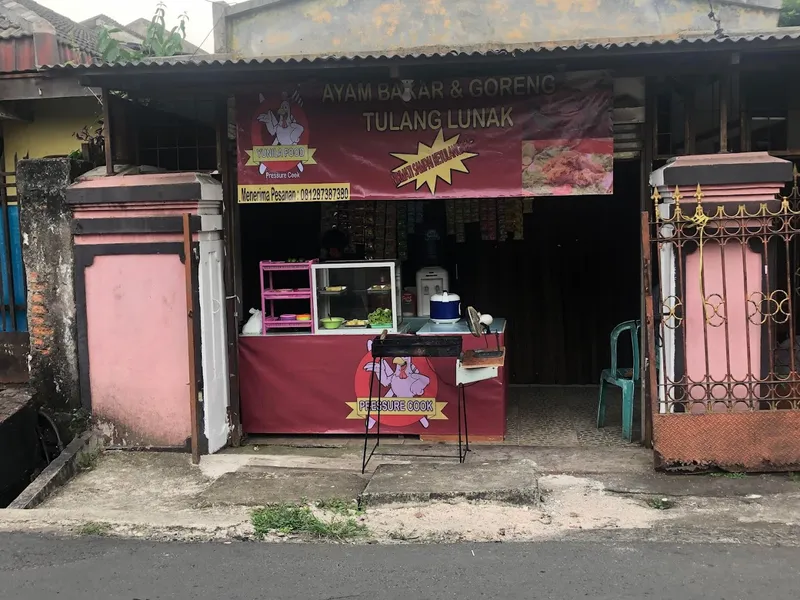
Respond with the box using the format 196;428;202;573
506;385;640;447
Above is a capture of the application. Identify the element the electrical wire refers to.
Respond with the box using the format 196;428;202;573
190;7;225;57
707;0;725;38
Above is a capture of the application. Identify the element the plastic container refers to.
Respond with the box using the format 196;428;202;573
320;317;345;329
401;289;416;317
430;291;461;324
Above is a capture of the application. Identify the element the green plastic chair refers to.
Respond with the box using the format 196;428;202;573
597;320;640;442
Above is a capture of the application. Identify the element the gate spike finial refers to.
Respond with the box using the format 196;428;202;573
673;186;683;217
651;187;661;221
694;184;704;204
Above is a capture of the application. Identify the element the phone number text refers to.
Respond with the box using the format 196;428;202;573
238;184;351;203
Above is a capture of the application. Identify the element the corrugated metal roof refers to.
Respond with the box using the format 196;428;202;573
45;27;800;71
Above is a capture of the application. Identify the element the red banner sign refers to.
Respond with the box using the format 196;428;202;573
239;333;507;436
236;71;613;202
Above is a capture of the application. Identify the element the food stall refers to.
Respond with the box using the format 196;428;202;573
235;71;613;440
239;259;507;438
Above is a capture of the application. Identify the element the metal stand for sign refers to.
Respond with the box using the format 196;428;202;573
361;334;464;474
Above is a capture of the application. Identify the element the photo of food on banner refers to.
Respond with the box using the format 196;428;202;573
520;74;613;196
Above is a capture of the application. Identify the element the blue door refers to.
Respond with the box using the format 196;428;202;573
0;199;26;332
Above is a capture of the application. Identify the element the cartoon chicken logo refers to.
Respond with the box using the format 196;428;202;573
249;89;314;176
349;339;444;431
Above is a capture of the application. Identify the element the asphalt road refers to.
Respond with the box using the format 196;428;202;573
1;532;799;599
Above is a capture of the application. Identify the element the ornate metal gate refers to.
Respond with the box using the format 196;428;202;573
644;180;800;471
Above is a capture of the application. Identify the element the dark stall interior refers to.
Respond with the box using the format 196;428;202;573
238;160;641;385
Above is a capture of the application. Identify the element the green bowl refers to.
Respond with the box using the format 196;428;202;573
320;317;345;329
371;323;393;329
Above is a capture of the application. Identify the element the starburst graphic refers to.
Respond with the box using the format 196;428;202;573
390;130;478;194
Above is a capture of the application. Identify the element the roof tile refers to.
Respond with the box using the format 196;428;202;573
1;0;98;55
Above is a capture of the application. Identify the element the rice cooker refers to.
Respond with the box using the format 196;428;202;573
430;291;461;324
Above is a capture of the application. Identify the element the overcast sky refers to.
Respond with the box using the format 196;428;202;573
37;0;235;52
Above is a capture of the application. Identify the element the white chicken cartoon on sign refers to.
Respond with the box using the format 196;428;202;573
256;91;305;175
363;339;432;430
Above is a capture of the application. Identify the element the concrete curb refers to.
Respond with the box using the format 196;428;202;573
360;486;541;508
8;431;102;509
359;459;542;508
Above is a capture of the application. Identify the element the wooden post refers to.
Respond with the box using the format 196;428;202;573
683;80;696;155
216;97;242;446
0;170;15;331
719;71;730;153
640;78;655;445
739;69;750;152
642;211;657;449
183;213;200;464
102;88;114;176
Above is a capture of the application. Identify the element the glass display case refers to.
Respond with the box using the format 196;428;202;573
311;261;401;335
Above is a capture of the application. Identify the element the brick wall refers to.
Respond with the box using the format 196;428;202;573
27;274;52;356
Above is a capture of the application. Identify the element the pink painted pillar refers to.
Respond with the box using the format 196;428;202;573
66;173;226;449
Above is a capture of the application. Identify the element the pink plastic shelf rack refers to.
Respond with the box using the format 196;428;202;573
262;289;312;300
259;260;318;334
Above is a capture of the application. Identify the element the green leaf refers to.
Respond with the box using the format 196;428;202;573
106;45;120;63
133;2;189;57
779;0;800;26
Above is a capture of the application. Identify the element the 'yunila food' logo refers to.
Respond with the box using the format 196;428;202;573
245;90;317;178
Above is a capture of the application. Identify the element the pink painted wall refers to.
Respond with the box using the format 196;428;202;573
685;238;763;413
86;254;191;446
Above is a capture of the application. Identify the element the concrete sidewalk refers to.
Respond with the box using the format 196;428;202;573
2;444;799;544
